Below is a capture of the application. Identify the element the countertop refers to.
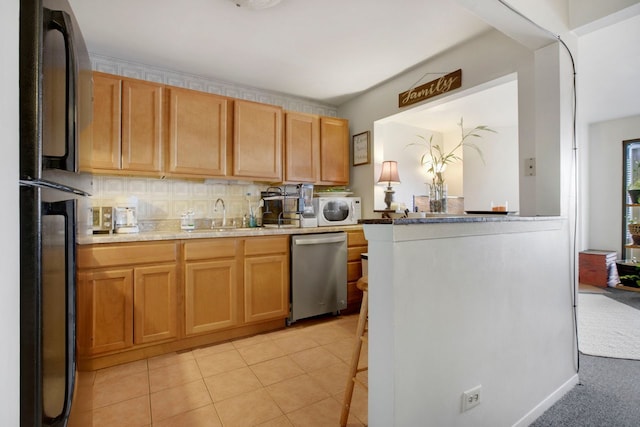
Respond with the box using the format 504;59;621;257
78;214;561;245
77;224;364;245
360;213;561;225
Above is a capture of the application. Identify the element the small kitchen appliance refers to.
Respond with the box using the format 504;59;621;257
114;196;139;234
314;196;361;226
261;184;317;228
289;232;347;324
92;206;114;234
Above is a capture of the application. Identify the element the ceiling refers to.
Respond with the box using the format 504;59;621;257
69;0;640;126
68;0;491;106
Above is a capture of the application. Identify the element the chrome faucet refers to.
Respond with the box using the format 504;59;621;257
214;198;226;227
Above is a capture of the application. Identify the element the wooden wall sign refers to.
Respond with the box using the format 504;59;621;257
398;69;462;108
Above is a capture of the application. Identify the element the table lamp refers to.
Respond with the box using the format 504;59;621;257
378;160;401;210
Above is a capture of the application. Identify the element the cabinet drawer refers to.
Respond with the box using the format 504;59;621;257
245;236;289;256
347;230;367;247
78;242;177;269
184;238;237;261
348;246;368;262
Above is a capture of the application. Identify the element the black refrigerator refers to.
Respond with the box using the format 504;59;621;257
19;0;92;426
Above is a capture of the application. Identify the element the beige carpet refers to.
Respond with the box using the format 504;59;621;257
579;292;640;360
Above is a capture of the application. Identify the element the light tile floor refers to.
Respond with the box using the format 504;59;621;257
70;314;368;427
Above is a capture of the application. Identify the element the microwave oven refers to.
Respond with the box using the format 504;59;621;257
313;197;361;226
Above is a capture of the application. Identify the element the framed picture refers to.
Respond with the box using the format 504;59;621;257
353;131;370;166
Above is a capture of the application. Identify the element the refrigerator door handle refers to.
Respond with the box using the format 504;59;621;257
20;179;90;197
43;7;78;172
41;199;76;426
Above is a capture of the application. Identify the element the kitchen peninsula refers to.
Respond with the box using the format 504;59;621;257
361;215;577;427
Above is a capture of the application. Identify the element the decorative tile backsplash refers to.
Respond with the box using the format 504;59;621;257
90;53;338;116
91;175;267;225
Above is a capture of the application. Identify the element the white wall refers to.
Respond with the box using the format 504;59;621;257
372;122;441;211
577;12;640;254
372;122;520;213
0;0;21;423
340;29;572;218
587;116;640;255
462;126;520;211
364;220;577;426
569;0;640;32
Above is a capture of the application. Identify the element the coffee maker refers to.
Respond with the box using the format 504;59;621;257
114;196;139;234
261;183;316;228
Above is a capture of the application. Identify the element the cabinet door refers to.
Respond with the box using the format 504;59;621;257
244;254;289;323
184;260;238;335
284;112;319;183
167;87;231;177
121;78;163;172
77;269;133;355
319;117;349;184
87;72;122;170
346;230;367;311
233;100;282;180
133;265;177;345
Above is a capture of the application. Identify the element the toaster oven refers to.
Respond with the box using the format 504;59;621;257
92;206;114;234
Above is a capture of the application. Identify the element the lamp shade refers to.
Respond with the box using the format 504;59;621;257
378;161;401;185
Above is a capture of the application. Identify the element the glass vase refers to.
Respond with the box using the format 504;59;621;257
429;183;448;213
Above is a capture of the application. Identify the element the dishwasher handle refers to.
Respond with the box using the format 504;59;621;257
294;234;346;246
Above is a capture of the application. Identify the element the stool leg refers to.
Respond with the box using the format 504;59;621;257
340;290;368;427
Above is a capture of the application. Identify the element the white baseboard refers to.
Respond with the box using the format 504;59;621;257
512;373;580;427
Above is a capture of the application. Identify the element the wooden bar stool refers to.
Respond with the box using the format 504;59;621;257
340;276;368;427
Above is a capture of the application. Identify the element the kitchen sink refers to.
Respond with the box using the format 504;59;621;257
184;226;260;233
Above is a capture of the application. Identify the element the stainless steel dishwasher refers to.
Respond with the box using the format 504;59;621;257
289;232;347;324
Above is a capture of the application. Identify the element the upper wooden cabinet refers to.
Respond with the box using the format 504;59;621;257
122;78;163;172
319;117;350;185
86;72;349;183
284;112;320;183
86;72;163;174
233;100;283;181
283;113;350;185
87;73;121;170
166;87;232;178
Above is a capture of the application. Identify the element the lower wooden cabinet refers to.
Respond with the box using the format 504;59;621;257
346;229;368;312
76;242;178;356
244;237;289;323
76;234;291;367
77;269;133;355
133;265;177;344
184;259;238;335
183;238;239;336
183;236;289;330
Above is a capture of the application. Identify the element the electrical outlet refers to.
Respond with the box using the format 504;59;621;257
525;157;536;176
461;385;482;412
